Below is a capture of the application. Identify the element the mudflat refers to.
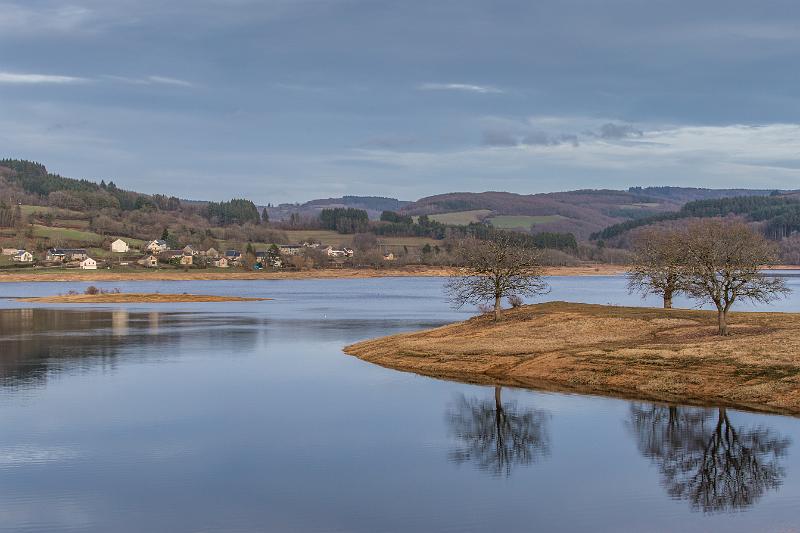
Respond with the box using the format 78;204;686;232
345;301;800;416
0;264;625;282
17;293;270;303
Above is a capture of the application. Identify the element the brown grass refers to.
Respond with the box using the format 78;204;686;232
344;302;800;416
17;293;270;303
0;264;625;283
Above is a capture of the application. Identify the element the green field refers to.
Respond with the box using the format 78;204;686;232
486;215;564;230
32;225;104;243
425;210;491;225
30;225;146;249
20;205;86;219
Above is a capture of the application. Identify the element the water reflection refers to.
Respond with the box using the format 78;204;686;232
627;404;791;512
447;386;551;476
0;308;261;391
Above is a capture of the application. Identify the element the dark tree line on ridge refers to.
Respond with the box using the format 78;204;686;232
591;194;800;241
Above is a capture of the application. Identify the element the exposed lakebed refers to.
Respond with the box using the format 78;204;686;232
0;276;799;532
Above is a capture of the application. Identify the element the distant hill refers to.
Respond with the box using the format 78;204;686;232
592;194;800;242
398;188;785;240
267;196;411;222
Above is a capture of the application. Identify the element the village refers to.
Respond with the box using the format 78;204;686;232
0;239;359;271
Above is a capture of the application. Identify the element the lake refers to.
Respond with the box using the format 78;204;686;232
0;275;799;532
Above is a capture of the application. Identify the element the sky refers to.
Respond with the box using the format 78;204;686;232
2;0;800;204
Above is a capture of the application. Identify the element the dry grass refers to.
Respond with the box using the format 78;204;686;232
17;293;270;303
345;301;800;416
0;264;624;283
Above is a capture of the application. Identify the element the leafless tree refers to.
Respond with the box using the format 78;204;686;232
444;234;549;321
682;220;789;335
627;227;687;309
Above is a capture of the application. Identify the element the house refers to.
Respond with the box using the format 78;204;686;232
180;254;193;266
383;252;396;261
325;246;354;258
278;244;302;256
182;245;197;256
204;247;220;259
79;257;97;270
145;240;168;253
47;248;88;262
139;255;159;268
110;239;129;253
12;250;34;263
225;250;241;264
213;257;229;268
256;251;281;268
1;248;20;256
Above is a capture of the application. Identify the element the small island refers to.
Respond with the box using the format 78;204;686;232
345;302;800;416
17;293;270;303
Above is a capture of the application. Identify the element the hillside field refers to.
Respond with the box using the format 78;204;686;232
487;214;564;230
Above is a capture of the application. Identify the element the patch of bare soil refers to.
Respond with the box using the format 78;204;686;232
17;293;270;303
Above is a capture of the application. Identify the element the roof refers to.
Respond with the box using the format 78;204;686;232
225;250;241;257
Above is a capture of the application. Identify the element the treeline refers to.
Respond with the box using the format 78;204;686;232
202;199;261;225
320;208;369;233
0;159;187;213
591;195;800;240
0;202;18;227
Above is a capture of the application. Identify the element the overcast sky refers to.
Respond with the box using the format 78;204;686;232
2;0;800;203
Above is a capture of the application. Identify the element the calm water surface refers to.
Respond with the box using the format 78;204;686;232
0;275;799;532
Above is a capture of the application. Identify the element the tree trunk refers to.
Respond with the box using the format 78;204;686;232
495;386;502;412
718;309;729;336
494;294;502;321
663;290;673;309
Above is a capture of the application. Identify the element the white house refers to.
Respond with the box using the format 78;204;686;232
213;256;229;268
139;255;159;268
145;240;168;253
278;244;302;256
12;250;33;263
325;246;354;258
111;239;129;253
80;257;98;270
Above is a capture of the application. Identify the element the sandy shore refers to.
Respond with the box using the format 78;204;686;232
0;264;626;282
345;302;800;416
16;293;270;303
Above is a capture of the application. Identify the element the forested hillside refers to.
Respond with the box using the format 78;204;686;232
0;159;283;251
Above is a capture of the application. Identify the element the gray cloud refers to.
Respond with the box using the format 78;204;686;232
595;123;644;140
482;129;519;147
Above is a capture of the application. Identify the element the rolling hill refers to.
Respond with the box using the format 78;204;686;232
398;188;782;240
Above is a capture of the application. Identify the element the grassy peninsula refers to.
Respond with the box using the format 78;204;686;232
345;302;800;416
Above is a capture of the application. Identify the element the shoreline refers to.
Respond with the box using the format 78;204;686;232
16;293;270;303
344;302;800;417
0;264;626;282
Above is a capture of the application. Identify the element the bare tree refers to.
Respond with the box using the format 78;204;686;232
682;220;789;335
627;227;687;309
445;234;549;321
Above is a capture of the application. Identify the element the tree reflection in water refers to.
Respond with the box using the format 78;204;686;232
447;386;550;476
627;404;791;512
